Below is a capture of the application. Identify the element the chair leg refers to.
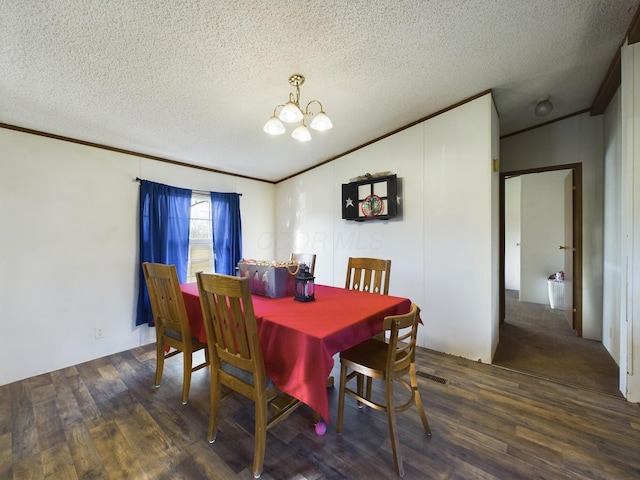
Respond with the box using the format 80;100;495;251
386;380;404;477
336;363;347;434
410;365;431;435
155;341;165;388
356;373;364;408
182;350;192;404
208;374;221;443
253;396;268;478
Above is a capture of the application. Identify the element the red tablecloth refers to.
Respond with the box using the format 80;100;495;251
180;283;411;422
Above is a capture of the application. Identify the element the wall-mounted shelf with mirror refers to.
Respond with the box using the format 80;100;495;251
341;173;398;221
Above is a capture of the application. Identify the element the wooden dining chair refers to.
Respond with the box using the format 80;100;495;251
290;252;317;275
336;303;431;477
142;262;209;404
196;272;303;479
345;257;391;295
345;256;392;341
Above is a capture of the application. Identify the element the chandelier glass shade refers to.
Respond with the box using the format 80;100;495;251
263;116;286;135
279;101;304;123
264;74;332;142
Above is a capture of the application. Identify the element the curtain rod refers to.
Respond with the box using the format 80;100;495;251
134;177;242;196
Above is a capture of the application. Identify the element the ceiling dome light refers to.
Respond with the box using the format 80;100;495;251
264;74;332;142
535;97;553;117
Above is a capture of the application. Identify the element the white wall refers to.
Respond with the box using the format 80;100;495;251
603;89;622;367
275;93;499;362
490;101;501;358
275;124;426;338
620;41;640;402
424;95;498;362
501;113;604;340
0;128;275;386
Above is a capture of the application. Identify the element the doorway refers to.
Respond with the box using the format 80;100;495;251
495;164;623;396
499;163;582;336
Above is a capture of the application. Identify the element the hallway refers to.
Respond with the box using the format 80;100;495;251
493;290;622;397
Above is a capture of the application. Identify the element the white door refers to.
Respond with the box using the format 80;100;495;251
520;171;568;305
562;171;574;329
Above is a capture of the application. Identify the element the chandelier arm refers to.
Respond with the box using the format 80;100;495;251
304;99;324;116
272;104;286;116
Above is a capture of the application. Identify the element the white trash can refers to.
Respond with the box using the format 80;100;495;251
547;277;564;309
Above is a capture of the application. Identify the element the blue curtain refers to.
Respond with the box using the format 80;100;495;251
136;180;192;326
211;192;243;275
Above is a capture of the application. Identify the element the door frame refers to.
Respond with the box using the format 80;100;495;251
499;163;583;336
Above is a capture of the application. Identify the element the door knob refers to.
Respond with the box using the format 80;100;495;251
559;245;575;251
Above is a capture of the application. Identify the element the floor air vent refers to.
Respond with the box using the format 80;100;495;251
417;371;448;385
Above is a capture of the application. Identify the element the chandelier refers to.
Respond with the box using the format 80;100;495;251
263;74;333;142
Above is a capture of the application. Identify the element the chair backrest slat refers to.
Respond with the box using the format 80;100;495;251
142;262;190;338
197;273;266;384
384;304;420;374
345;257;391;295
217;293;237;355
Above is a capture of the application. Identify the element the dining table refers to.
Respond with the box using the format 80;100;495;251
180;282;412;423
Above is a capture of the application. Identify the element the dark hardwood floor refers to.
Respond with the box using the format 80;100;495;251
2;344;640;479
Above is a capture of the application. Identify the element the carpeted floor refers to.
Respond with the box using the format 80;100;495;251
492;290;623;397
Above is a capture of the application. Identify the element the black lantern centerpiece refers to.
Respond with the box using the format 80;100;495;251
294;264;315;302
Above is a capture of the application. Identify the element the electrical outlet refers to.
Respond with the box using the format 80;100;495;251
95;327;105;339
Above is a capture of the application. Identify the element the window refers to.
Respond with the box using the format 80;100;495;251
138;180;241;326
187;192;214;282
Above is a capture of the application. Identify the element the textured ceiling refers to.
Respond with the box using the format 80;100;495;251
1;1;639;182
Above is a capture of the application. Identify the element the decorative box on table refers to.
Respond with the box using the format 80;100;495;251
237;260;297;298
